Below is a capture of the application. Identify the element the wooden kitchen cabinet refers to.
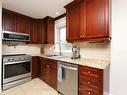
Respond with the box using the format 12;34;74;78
32;57;41;79
30;19;46;44
2;9;54;44
43;16;55;44
40;57;57;89
65;1;81;41
2;9;17;32
16;15;31;34
86;0;109;39
79;65;103;95
37;19;46;44
2;8;31;34
65;0;110;42
30;20;38;44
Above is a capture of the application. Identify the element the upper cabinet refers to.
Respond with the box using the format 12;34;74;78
2;9;55;44
16;15;30;34
30;19;46;44
65;0;110;42
2;10;16;32
30;19;38;44
43;16;55;44
65;1;81;41
2;9;30;34
37;19;47;44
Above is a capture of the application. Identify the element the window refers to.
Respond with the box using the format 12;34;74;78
55;17;71;53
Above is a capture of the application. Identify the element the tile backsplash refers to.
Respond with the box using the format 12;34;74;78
2;41;110;61
2;42;42;55
44;42;110;61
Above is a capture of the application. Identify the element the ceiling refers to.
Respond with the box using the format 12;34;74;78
2;0;73;19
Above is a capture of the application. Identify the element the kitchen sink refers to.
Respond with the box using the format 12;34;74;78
45;54;60;57
45;55;67;59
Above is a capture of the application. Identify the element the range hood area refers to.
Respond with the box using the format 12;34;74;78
2;31;30;42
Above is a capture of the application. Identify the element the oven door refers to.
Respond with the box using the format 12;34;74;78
3;61;31;84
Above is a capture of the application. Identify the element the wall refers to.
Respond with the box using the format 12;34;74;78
0;0;2;92
2;42;41;55
110;0;127;95
44;42;110;61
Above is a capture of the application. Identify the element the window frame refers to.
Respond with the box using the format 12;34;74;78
54;18;71;53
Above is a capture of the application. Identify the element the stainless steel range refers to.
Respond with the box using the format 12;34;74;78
2;54;32;90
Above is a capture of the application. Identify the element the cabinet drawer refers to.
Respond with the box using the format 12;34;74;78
79;91;98;95
79;65;102;76
79;73;101;84
79;79;99;91
79;84;99;95
80;71;99;80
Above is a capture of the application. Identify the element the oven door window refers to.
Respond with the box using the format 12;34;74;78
4;62;31;79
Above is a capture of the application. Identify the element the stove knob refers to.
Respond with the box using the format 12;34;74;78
18;58;21;61
8;59;10;62
12;59;15;62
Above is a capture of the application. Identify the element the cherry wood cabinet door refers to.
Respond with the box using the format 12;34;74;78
43;17;54;44
40;58;57;89
48;60;57;89
30;20;38;44
65;1;81;41
2;11;16;32
86;0;109;39
40;58;50;84
37;20;46;44
16;16;30;34
32;57;41;79
30;19;46;44
47;18;54;44
65;0;110;42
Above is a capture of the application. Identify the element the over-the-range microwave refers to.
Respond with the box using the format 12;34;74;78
2;31;30;42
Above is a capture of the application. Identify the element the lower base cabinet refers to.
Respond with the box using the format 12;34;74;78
79;65;103;95
32;57;104;95
32;57;41;79
40;57;57;89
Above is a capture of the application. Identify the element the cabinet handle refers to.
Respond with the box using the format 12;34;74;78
88;92;91;95
88;71;91;74
88;81;91;84
80;35;82;37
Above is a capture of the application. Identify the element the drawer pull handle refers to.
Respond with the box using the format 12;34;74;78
88;82;91;84
88;71;91;74
88;92;91;94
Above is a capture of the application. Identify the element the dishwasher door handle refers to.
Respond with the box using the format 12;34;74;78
61;65;77;71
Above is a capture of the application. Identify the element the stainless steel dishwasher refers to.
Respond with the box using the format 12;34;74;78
57;61;78;95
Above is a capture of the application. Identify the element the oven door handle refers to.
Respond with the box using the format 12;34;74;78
4;60;31;65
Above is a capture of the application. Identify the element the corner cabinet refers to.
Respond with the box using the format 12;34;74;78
79;65;103;95
65;0;110;42
43;16;55;44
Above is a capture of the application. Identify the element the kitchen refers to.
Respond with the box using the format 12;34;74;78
0;0;127;95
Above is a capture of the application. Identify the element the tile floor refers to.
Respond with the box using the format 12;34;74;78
0;78;61;95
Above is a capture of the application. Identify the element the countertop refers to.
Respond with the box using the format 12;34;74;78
30;54;110;70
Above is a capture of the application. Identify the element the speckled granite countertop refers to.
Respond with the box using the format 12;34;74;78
30;54;110;70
